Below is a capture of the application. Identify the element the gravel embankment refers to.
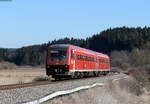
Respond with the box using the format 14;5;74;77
44;82;145;104
0;73;126;104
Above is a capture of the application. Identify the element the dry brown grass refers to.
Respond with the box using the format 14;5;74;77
44;77;148;104
0;61;17;69
0;67;47;85
128;69;150;90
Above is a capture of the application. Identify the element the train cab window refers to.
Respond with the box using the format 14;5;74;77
50;48;67;62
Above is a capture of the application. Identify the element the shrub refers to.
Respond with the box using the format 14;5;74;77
111;48;150;69
128;68;150;90
110;51;130;70
0;61;17;69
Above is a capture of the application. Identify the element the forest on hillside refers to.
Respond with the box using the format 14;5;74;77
0;27;150;68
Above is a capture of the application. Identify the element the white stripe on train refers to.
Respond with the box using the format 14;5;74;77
70;69;110;72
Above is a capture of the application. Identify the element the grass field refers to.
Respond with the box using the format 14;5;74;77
0;67;47;85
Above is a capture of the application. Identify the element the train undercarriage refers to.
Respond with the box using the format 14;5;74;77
46;67;109;80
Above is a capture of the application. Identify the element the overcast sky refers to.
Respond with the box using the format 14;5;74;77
0;0;150;48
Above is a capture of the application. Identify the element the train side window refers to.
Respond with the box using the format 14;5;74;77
105;59;108;63
103;59;105;63
76;54;78;60
77;54;79;60
85;56;87;61
106;59;109;63
71;49;74;59
99;59;101;63
78;55;80;61
77;54;81;60
104;59;106;63
83;55;86;61
80;55;83;61
100;59;104;63
96;58;98;63
105;59;107;63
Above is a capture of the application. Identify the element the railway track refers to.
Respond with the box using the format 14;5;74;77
0;81;54;90
0;72;118;91
0;72;126;104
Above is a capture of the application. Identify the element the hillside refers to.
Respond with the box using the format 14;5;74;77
0;27;150;66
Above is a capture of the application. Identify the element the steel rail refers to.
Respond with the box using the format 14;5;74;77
0;72;118;91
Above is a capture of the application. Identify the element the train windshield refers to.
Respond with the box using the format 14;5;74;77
50;48;67;62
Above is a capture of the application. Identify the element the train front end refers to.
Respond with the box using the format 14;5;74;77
46;45;70;79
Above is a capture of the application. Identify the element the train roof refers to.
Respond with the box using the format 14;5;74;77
50;44;109;58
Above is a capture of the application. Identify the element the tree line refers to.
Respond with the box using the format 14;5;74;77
0;26;150;66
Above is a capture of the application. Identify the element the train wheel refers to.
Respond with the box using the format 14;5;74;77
94;72;99;77
53;76;61;81
71;74;75;79
98;72;101;77
103;72;107;76
78;72;82;78
54;77;59;81
71;72;78;79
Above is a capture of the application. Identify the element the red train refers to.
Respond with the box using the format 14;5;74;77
46;44;110;80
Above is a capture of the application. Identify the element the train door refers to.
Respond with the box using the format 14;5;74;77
74;51;82;71
96;57;99;70
71;49;75;71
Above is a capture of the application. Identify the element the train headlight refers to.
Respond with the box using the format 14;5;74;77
65;65;68;68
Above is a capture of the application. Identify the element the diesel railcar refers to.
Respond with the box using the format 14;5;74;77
46;44;110;79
